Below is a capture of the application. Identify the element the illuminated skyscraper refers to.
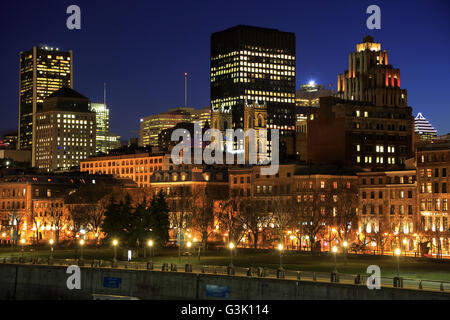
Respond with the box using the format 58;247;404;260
35;87;96;171
210;25;296;155
18;46;73;166
90;103;120;153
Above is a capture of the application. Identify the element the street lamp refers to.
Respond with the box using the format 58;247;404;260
20;238;25;258
49;239;54;259
395;248;401;277
112;239;118;264
278;244;284;270
343;241;348;263
228;242;234;267
79;239;85;260
186;241;192;265
332;245;338;273
147;240;153;260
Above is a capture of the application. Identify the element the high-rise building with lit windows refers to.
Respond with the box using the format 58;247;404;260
139;107;211;147
18;46;73;167
90;103;121;154
210;25;296;155
35;87;96;172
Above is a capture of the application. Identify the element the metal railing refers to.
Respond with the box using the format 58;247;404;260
1;256;449;293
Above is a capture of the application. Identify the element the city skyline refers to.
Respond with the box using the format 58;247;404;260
1;0;449;142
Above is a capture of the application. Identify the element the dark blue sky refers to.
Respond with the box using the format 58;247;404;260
1;0;449;140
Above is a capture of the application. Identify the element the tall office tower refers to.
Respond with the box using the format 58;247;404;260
337;36;407;107
35;87;96;171
18;46;73;166
210;25;296;155
90;103;120;153
307;36;414;171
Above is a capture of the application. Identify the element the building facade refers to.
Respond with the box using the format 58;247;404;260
80;152;166;188
414;113;437;141
139;107;210;147
18;46;73;167
337;36;407;107
417;142;450;256
211;25;296;155
35;87;96;171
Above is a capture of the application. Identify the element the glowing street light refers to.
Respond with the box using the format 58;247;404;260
332;245;338;273
395;248;401;278
278;244;284;270
229;242;235;267
112;239;118;264
148;240;153;260
20;238;25;258
49;239;54;259
79;239;85;260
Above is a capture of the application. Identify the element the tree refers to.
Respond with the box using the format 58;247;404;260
237;198;269;249
66;204;90;243
297;188;334;254
100;194;132;244
168;186;194;260
47;204;66;245
218;195;245;246
148;191;170;246
191;186;215;250
331;180;358;247
268;197;297;247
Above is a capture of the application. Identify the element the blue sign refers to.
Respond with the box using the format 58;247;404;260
103;277;122;289
206;284;229;298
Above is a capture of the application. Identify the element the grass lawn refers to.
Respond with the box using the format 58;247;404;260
1;246;449;282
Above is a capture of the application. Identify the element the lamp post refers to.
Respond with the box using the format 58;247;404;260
277;244;285;278
290;235;295;250
79;239;85;260
278;244;284;270
395;248;401;277
186;241;192;265
147;240;153;260
393;247;403;288
343;241;348;263
49;239;54;259
20;238;25;259
332;245;338;273
112;239;118;265
229;242;234;267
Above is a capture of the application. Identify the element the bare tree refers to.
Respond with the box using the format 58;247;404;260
297;188;334;254
191;186;215;250
237;198;269;249
217;195;245;246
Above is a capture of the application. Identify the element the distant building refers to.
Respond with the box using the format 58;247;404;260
35;87;96;171
90;103;121;153
295;82;334;107
337;36;407;107
80;152;166;188
18;46;73;167
139;107;211;147
414;113;437;141
307;96;413;170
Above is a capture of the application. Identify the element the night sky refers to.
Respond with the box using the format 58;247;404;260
1;0;449;141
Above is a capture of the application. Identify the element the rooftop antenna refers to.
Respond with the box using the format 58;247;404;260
184;72;188;107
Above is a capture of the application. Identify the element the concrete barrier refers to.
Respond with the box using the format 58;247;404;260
0;263;449;300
